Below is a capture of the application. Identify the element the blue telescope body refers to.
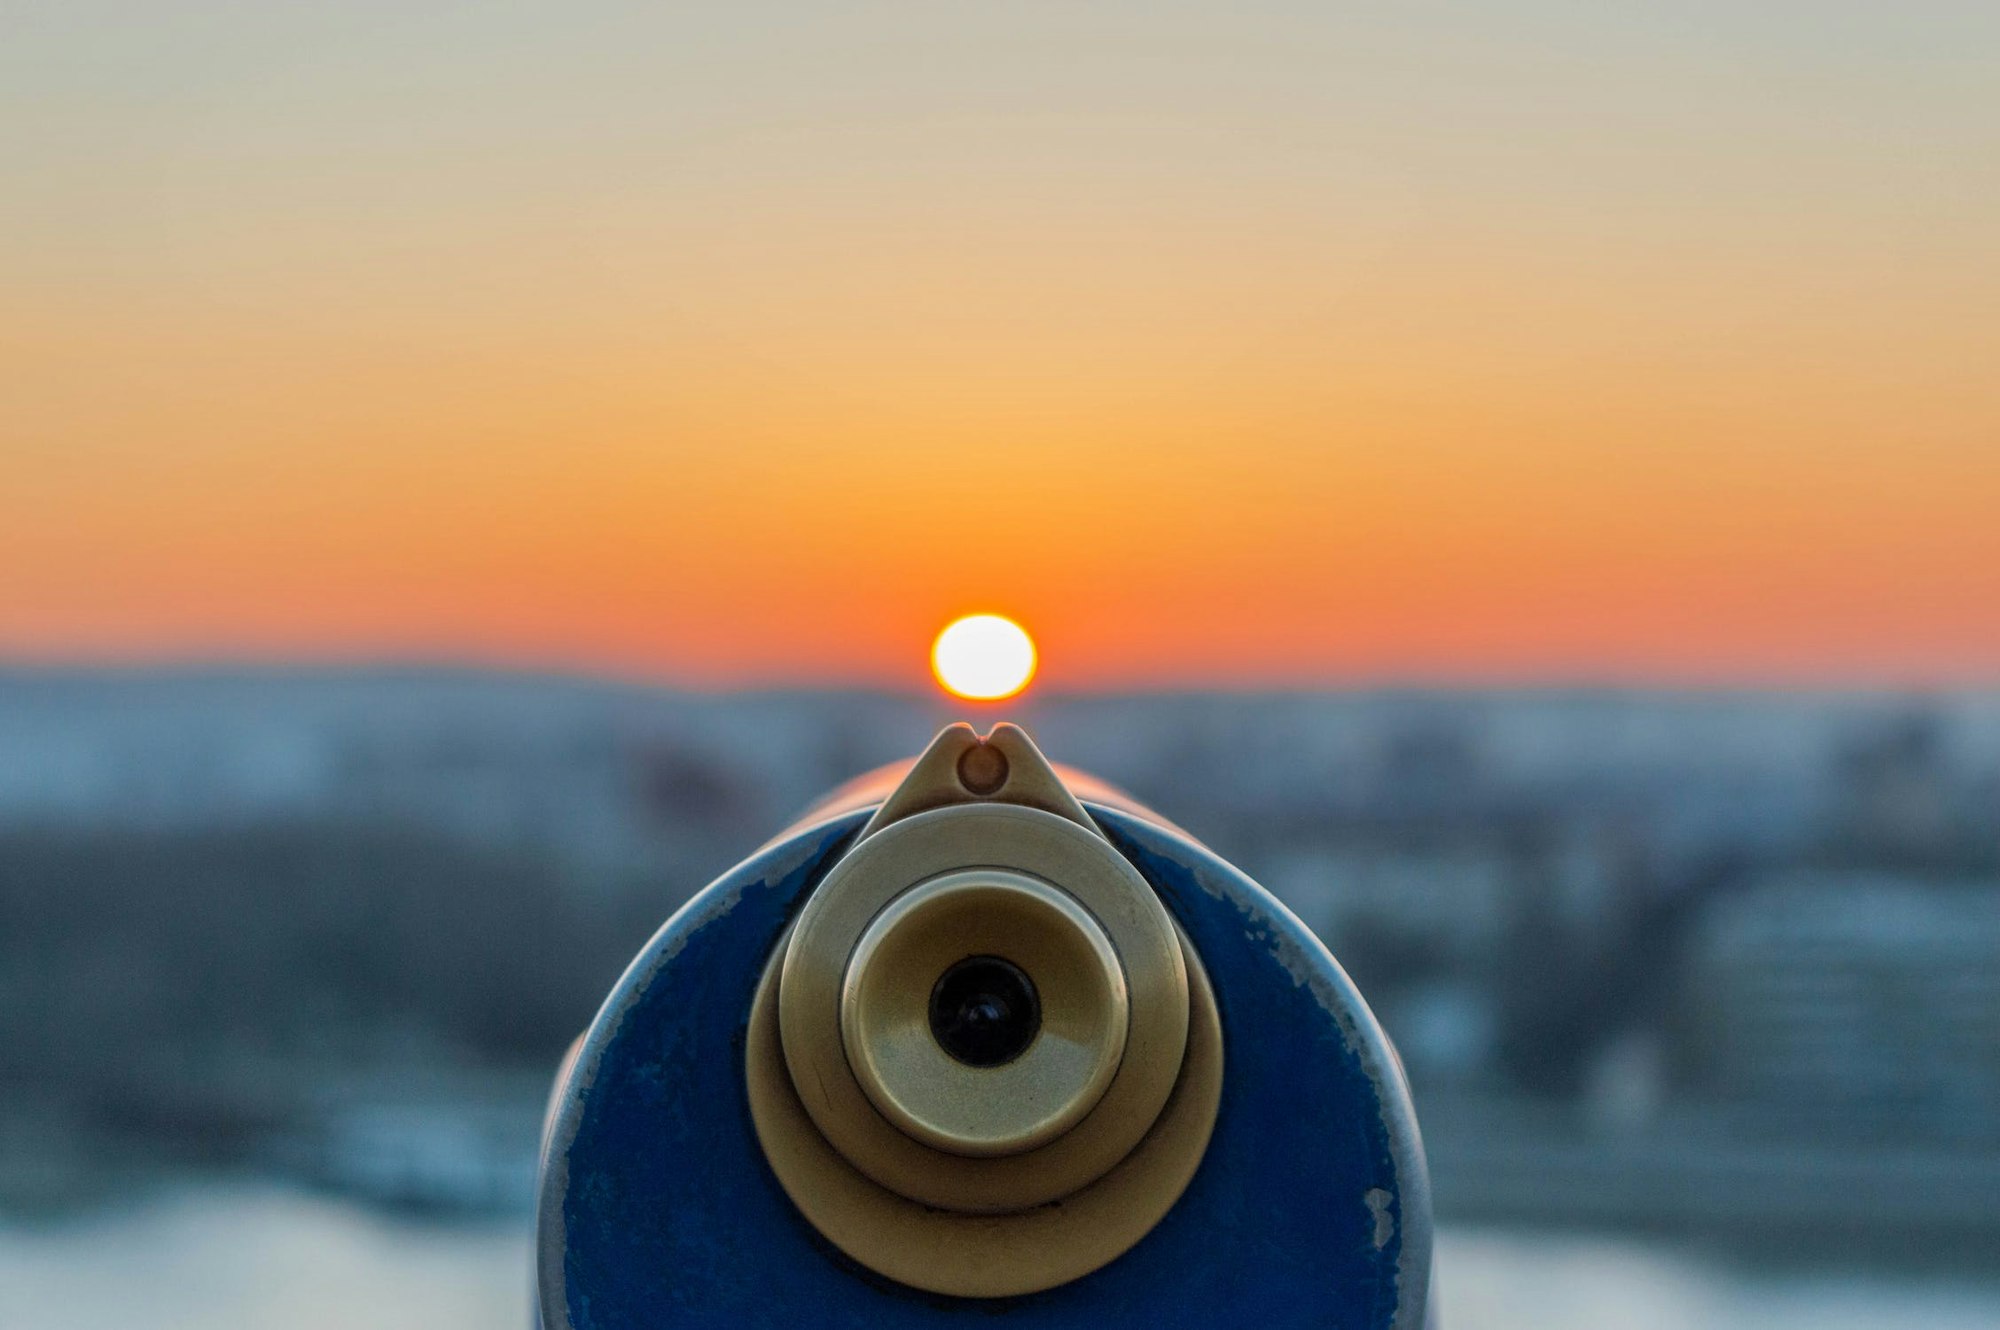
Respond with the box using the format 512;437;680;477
538;724;1432;1328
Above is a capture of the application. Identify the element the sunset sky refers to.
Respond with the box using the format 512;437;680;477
5;3;1997;689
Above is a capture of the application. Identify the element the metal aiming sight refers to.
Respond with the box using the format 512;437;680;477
538;723;1433;1328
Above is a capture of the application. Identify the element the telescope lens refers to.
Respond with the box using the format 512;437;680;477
928;956;1041;1067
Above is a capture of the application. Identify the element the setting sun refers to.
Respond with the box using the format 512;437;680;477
932;615;1038;702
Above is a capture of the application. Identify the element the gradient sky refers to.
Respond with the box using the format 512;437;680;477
5;2;1997;689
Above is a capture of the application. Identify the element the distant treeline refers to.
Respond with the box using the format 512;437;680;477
0;823;685;1139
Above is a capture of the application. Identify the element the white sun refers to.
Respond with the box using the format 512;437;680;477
931;614;1038;701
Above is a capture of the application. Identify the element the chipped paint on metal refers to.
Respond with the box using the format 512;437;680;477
537;816;863;1330
1095;807;1433;1329
1366;1189;1395;1249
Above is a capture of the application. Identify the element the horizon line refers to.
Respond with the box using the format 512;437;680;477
1;651;1994;700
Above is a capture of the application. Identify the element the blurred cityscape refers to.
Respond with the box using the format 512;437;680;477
2;667;1996;1268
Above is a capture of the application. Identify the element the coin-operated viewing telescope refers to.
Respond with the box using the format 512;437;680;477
537;722;1433;1328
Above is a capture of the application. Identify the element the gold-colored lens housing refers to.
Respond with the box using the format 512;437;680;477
748;726;1224;1297
748;922;1222;1299
778;804;1189;1212
841;870;1129;1158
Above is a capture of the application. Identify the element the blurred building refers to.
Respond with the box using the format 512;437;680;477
1678;871;2000;1146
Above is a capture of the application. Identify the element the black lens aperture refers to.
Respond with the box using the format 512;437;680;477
928;955;1041;1067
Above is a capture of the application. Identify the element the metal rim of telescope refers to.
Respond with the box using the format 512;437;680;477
747;919;1222;1298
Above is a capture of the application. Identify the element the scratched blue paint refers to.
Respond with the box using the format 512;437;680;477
543;806;1428;1329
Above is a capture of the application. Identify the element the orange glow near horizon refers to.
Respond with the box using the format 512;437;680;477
4;7;1999;690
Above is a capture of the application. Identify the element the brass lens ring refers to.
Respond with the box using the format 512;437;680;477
840;870;1130;1158
777;803;1189;1213
748;924;1222;1299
